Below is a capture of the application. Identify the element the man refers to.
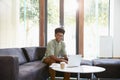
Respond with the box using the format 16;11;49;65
43;28;70;80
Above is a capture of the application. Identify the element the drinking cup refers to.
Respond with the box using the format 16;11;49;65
60;62;66;69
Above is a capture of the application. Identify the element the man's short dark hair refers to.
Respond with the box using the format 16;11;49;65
55;28;65;34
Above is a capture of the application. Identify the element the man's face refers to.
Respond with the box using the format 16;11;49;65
55;32;64;42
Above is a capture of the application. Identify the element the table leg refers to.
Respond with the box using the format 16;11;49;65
77;73;80;80
91;73;97;80
91;73;94;79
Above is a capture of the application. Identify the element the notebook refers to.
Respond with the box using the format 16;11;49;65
67;55;82;68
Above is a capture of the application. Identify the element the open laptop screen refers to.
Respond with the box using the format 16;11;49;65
67;55;82;67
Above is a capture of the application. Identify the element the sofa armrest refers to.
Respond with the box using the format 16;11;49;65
0;56;19;80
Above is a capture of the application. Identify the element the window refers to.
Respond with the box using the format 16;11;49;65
47;0;60;42
0;0;39;48
64;0;77;54
19;0;39;47
47;0;77;55
84;0;110;59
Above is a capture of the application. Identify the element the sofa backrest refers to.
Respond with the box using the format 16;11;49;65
0;48;27;64
22;47;46;62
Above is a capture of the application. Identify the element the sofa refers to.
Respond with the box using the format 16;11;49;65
0;47;120;80
93;58;120;79
0;47;49;80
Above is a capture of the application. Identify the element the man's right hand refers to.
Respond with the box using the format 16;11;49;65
49;55;68;63
60;59;68;64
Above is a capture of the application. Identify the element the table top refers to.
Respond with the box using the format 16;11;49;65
50;63;105;73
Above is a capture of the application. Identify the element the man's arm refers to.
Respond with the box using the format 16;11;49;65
49;55;68;63
63;55;68;61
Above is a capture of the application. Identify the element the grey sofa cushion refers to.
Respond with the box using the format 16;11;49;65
0;48;27;64
81;59;93;65
18;61;49;80
22;47;46;61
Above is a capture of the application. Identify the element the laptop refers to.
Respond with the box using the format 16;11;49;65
67;55;82;68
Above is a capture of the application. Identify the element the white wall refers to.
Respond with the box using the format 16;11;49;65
113;0;120;57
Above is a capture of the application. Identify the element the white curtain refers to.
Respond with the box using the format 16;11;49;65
0;0;19;48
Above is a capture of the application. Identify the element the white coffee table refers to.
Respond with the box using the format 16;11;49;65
50;63;105;80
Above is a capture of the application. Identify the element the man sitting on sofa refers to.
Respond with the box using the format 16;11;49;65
42;28;70;80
